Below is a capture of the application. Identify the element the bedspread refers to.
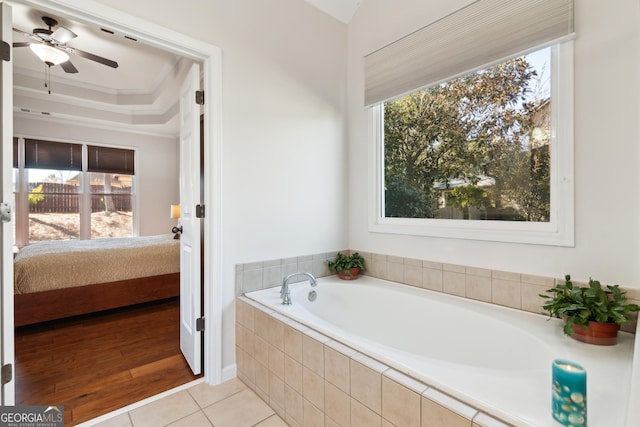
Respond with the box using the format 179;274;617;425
14;234;180;294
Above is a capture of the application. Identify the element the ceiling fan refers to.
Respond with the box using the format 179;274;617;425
13;16;119;74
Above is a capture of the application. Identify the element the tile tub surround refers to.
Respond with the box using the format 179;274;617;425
239;278;635;426
235;250;639;333
236;296;512;427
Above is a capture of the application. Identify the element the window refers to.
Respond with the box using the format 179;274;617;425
365;0;575;246
13;138;136;246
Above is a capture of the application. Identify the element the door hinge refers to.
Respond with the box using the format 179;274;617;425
196;317;205;332
195;90;205;105
1;363;12;386
1;40;10;62
196;204;205;218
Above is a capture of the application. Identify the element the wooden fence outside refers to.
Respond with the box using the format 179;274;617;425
28;182;132;213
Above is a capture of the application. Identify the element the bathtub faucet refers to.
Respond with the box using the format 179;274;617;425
281;271;317;305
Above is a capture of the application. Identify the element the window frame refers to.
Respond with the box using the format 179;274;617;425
368;42;574;247
13;138;138;246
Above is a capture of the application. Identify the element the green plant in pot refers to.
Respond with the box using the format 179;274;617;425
540;275;640;345
328;252;366;280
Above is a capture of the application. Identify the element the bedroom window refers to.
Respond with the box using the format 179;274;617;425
364;0;575;246
13;138;136;246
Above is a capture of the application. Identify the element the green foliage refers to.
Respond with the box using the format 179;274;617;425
447;185;490;210
328;252;366;276
385;176;434;218
383;56;550;221
540;275;640;335
28;184;44;205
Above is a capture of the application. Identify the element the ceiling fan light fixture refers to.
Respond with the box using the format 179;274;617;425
29;43;69;65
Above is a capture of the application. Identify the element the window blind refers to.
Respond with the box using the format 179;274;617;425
24;139;82;171
12;138;17;168
88;145;135;175
364;0;574;106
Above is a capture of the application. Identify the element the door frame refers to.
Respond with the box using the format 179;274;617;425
6;0;224;386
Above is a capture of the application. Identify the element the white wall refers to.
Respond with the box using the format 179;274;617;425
347;0;640;288
13;116;179;236
92;0;349;375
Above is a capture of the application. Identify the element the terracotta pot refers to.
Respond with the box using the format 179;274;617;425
568;320;620;346
337;267;361;280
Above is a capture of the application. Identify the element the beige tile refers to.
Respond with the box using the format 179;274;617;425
285;385;304;426
303;334;325;377
466;266;491;277
236;323;254;354
269;345;285;380
422;260;442;270
324;415;341;427
237;347;255;388
129;391;199;427
404;264;423;287
381;419;395;427
472;412;512;427
350;359;382;414
521;282;549;314
284;355;303;393
368;256;388;280
236;299;255;331
382;376;421;427
255;336;269;367
303;399;325;427
492;278;521;309
255;309;271;341
443;263;465;273
466;275;492;303
203;388;274;427
521;273;554;287
267;316;285;350
422;389;477;427
284;324;304;362
325;346;351;393
166;410;213;427
351;398;381;427
387;260;404;282
491;270;520;282
255;358;270;396
255;414;289;427
188;377;247;408
383;370;427;395
303;366;325;411
92;413;132;427
423;268;443;292
269;371;285;409
443;271;466;297
325;382;350;427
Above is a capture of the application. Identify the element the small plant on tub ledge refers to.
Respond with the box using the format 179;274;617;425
540;275;640;345
328;252;366;280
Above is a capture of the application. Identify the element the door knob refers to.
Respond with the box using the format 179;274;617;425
172;225;183;234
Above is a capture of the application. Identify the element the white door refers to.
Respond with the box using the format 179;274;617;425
178;62;202;375
0;1;14;404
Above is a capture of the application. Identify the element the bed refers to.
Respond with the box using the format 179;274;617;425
14;234;180;327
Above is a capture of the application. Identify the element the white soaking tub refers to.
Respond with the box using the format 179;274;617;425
245;275;635;427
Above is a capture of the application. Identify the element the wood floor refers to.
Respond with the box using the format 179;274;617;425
15;298;202;426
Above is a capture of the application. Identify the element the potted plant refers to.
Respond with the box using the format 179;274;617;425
540;275;640;345
328;252;366;280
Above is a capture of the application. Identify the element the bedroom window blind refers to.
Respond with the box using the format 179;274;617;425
24;139;82;171
364;0;574;106
88;145;135;175
13;137;18;168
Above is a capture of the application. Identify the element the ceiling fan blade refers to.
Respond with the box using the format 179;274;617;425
68;47;118;69
60;60;79;74
50;27;77;44
12;42;32;48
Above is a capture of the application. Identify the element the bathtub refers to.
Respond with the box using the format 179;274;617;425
245;275;635;426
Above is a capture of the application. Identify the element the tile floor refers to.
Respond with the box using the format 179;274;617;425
90;378;287;427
